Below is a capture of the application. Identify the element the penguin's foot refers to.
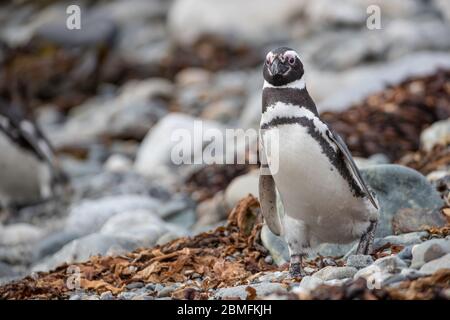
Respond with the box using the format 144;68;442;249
356;220;377;255
289;254;306;278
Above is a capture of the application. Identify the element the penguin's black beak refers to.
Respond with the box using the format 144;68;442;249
269;58;289;76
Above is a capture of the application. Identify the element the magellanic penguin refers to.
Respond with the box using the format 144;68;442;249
0;100;68;213
259;47;379;277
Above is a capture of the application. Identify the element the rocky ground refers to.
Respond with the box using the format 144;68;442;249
1;0;450;300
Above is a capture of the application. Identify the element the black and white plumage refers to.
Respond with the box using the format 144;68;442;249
259;47;379;277
0;100;67;210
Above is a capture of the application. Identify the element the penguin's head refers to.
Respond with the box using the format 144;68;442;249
263;47;304;86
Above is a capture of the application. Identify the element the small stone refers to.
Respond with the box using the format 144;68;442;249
373;255;407;273
175;68;212;87
126;282;144;290
346;254;374;269
397;245;414;261
118;292;137;300
373;231;428;250
214;283;286;300
145;283;156;291
419;253;450;274
420;118;450;151
303;267;315;274
299;276;324;292
411;239;450;269
69;295;81;300
154;284;164;292
324;278;351;287
313;266;358;281
400;268;427;281
382;274;407;287
257;271;289;283
100;291;114;300
104;154;133;173
157;286;175;298
264;255;273;265
321;257;337;267
354;255;407;281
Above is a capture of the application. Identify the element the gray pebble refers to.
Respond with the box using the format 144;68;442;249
154;284;164;292
126;282;144;290
145;283;156;291
157;286;175;298
313;266;357;281
346;254;374;269
100;291;114;300
397;245;413;260
298;276;324;292
382;274;406;287
118;291;137;300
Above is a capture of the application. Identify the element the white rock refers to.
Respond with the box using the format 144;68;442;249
354;255;407;283
0;223;45;246
168;0;305;46
214;283;287;300
134;113;225;177
427;170;450;183
225;170;259;209
65;195;161;236
104;154;133;173
419;253;450;275
175;68;212;87
411;239;450;269
100;209;185;247
420;119;450;152
32;234;141;272
313;266;357;281
298;276;324;292
50;79;171;147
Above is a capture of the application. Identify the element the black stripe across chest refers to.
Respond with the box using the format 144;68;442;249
262;87;318;116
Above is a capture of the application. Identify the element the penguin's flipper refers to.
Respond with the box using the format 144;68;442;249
326;130;379;210
259;171;282;236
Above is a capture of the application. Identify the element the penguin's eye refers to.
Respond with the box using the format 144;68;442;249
288;56;296;65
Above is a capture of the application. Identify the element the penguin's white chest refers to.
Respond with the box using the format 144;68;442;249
261;122;369;243
0;133;51;205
